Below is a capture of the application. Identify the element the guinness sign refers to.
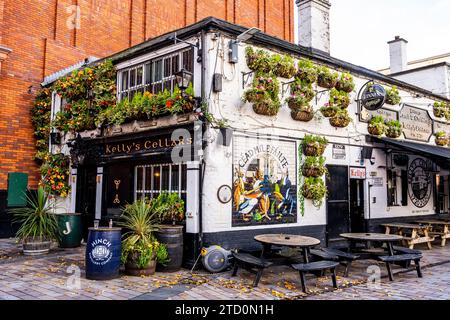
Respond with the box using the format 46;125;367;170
360;83;386;111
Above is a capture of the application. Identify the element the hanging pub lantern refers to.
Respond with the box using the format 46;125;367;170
175;68;193;91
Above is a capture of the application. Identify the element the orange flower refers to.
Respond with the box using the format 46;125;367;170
166;100;173;109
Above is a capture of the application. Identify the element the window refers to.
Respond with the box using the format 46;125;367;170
387;169;408;206
117;48;194;101
134;163;187;202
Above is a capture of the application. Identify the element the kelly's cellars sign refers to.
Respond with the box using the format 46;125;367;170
399;105;433;142
104;135;193;156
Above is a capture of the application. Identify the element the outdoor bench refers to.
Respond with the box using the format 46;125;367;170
291;260;339;293
231;252;273;287
310;248;359;276
392;246;422;267
377;254;422;281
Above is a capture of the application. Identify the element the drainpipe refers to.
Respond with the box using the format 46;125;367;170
198;29;207;252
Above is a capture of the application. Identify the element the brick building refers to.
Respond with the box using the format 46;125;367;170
0;0;294;193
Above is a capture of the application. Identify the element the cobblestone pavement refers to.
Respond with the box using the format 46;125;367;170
0;238;449;300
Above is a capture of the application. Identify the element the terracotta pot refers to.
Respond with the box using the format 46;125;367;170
291;110;314;122
253;103;278;116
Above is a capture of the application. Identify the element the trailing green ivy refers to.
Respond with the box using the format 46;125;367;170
31;88;52;163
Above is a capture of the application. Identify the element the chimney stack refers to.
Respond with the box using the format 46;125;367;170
296;0;331;54
388;36;408;73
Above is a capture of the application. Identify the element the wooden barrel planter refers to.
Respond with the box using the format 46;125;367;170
57;213;82;248
85;227;122;280
125;253;156;277
155;225;184;272
23;240;52;256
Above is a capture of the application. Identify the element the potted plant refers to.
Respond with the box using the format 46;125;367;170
290;104;314;122
320;104;338;118
243;76;281;116
329;108;351;128
289;79;315;102
385;86;401;105
119;199;169;276
245;47;272;73
10;187;59;256
368;115;386;136
272;54;296;78
153;192;185;272
433;101;447;118
435;131;448;146
386;120;402;138
302;156;328;177
302;177;327;208
317;66;338;89
302;134;328;156
335;72;355;93
297;59;318;84
329;88;351;108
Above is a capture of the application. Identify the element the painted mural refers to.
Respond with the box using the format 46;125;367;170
232;136;297;227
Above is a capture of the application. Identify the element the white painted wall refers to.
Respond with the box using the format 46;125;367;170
200;33;443;233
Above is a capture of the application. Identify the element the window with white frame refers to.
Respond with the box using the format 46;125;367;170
118;48;194;101
134;163;187;201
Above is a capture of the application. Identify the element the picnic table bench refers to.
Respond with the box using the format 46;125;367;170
381;222;435;250
416;220;450;247
310;248;359;276
377;254;422;281
291;260;339;293
231;252;273;287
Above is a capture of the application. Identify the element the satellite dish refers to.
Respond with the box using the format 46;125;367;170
360;83;386;111
201;245;232;273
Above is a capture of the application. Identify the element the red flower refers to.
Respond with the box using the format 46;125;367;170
166;100;174;109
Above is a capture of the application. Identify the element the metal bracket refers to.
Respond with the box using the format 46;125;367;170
242;71;254;89
314;89;330;105
282;80;296;96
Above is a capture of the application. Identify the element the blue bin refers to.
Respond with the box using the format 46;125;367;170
85;227;122;280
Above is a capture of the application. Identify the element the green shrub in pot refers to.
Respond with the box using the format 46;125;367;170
119;199;168;276
9;187;59;255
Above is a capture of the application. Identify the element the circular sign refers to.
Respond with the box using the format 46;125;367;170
89;238;113;265
361;83;386;111
407;158;432;208
217;185;232;204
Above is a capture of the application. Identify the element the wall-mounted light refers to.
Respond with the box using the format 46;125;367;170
229;27;261;64
175;68;193;92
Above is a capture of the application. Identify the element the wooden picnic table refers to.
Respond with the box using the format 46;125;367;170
381;222;434;250
416;220;450;247
254;234;320;263
340;233;404;256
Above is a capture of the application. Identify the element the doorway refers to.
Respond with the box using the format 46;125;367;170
350;179;365;233
326;165;350;242
75;166;97;241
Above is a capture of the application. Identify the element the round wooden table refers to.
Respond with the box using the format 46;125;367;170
340;233;404;256
254;234;321;263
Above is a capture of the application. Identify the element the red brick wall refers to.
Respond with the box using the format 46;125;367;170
0;0;295;190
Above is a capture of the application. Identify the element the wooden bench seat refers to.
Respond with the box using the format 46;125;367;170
291;260;339;293
231;252;273;287
377;254;422;281
310;248;359;276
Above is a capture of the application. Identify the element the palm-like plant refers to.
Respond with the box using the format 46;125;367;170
10;187;59;243
118;199;163;268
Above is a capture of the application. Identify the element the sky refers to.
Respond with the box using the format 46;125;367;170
328;0;450;71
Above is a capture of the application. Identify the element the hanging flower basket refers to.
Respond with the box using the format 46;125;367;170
320;106;337;118
302;139;327;156
291;109;314;122
287;96;309;110
253;102;279;116
329;111;351;128
302;165;327;178
335;73;355;93
317;66;338;89
297;59;318;84
435;132;448;146
368;125;385;136
385;120;402;138
301;177;327;208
